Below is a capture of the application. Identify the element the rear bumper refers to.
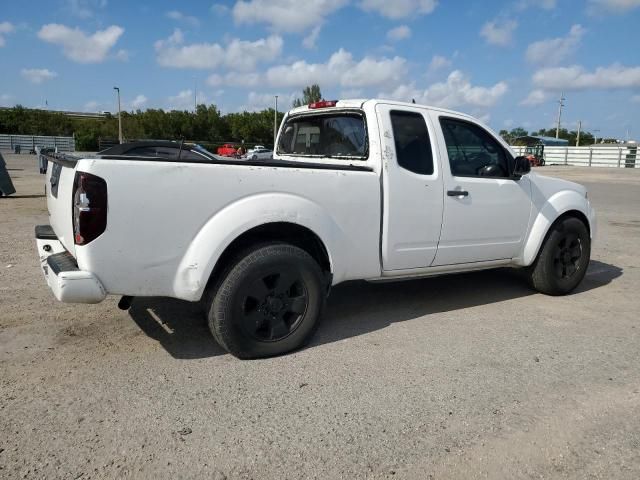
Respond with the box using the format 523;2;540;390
35;225;106;303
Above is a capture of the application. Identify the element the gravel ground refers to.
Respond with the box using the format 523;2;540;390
1;153;639;479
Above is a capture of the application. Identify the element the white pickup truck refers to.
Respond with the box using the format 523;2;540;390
36;99;596;358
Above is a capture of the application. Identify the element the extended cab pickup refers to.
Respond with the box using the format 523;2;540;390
36;99;596;358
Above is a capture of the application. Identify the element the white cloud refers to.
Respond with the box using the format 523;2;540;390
21;68;58;84
516;0;556;9
167;89;208;110
360;0;437;19
239;91;297;112
428;54;452;73
478;112;491;124
387;25;411;42
130;94;148;109
0;21;15;47
65;0;108;19
526;24;585;66
233;0;348;33
114;49;129;61
211;3;230;15
520;89;548;106
587;0;640;14
155;29;282;70
265;48;408;89
340;88;364;98
532;64;640;91
382;70;508;109
166;10;200;27
83;100;100;111
207;71;263;88
480;19;517;47
38;24;125;63
302;26;321;49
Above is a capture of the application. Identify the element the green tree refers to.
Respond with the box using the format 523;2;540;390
293;84;322;107
499;127;528;144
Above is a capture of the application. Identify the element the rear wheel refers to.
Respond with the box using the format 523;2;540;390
526;216;590;295
207;243;326;359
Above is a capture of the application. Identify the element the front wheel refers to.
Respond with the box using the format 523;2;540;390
526;216;591;295
207;243;326;359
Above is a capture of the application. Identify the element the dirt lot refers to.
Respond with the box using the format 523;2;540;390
1;153;639;479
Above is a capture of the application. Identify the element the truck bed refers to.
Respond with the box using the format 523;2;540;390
44;153;381;301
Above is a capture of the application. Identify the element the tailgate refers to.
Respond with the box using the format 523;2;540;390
45;155;78;257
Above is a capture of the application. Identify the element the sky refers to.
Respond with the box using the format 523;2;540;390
0;0;639;139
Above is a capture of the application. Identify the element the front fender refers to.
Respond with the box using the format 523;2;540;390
172;193;353;301
517;189;595;266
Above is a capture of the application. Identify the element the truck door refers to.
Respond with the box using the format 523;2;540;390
377;104;444;271
430;113;532;266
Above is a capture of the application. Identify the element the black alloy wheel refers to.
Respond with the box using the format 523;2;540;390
207;243;326;359
237;270;309;342
552;233;583;280
526;216;591;296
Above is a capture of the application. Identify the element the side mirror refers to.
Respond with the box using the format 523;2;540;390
512;156;531;177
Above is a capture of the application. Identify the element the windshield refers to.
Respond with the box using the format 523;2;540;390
277;112;367;159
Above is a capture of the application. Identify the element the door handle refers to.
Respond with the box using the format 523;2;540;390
447;190;469;197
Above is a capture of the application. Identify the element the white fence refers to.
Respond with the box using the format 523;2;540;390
510;145;638;168
0;134;75;153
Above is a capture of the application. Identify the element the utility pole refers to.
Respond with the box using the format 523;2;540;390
576;120;581;146
113;86;123;144
274;95;279;149
593;129;600;145
555;92;565;139
194;78;197;112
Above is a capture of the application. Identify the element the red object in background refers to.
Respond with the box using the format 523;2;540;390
217;144;237;157
526;154;543;167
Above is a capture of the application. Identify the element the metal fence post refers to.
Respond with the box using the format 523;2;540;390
618;148;622;168
564;148;568;165
589;148;593;167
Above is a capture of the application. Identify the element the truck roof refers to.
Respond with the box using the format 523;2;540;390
288;98;475;121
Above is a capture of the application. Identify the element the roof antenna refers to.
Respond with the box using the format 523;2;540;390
412;99;416;104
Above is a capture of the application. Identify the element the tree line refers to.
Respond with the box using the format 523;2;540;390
498;127;617;146
0;104;287;151
0;85;325;151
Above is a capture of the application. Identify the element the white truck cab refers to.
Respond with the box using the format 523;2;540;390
36;99;596;358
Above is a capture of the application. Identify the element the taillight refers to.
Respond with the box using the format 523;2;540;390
72;171;107;245
308;100;338;109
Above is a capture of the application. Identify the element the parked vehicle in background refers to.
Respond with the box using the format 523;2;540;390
245;147;273;160
513;135;569;167
217;143;238;157
35;99;596;359
99;140;222;161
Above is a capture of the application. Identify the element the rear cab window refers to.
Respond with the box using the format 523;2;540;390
390;111;434;175
277;111;368;160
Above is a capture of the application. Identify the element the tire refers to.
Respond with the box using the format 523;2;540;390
526;216;590;296
207;243;326;359
251;154;258;161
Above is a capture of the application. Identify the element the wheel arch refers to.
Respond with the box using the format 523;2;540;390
519;196;593;267
202;222;333;301
172;193;344;302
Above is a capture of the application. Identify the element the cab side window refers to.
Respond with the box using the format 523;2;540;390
390;111;434;175
440;118;509;178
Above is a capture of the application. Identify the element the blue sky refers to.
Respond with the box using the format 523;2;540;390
0;0;639;139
